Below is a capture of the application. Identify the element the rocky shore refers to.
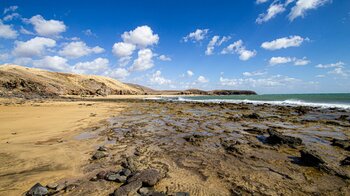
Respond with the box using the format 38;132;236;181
3;99;350;195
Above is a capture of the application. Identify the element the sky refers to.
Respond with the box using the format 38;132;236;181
0;0;349;94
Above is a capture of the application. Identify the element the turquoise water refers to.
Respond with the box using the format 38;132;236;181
174;93;350;109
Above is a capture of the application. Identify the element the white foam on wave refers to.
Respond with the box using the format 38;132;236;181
168;97;350;110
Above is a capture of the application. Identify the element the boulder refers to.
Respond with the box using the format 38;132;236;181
299;149;325;167
266;129;302;147
114;180;142;196
128;169;162;186
92;151;109;160
26;183;48;196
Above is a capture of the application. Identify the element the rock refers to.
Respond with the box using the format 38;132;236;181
119;168;132;177
121;157;137;172
299;149;325;167
331;139;350;151
138;187;151;195
26;183;48;196
266;129;302;147
148;192;166;196
106;173;120;181
64;184;77;192
183;134;207;146
116;175;127;183
114;180;143;196
128;169;162;186
98;146;108;151
96;171;109;179
55;183;66;191
244;127;266;135
46;182;58;189
92;151;109;160
341;157;350;166
175;192;190;196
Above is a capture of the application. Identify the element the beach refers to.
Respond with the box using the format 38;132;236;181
0;97;350;195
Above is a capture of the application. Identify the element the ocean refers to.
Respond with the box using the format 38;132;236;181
164;93;350;109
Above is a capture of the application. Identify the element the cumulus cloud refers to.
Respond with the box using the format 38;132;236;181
122;25;159;47
269;56;310;66
150;70;171;85
197;76;209;83
261;35;307;50
316;61;348;77
256;0;269;4
59;41;104;59
130;48;154;71
205;35;231;55
107;68;130;80
289;0;330;21
73;57;109;75
32;56;70;72
13;37;56;57
3;6;18;14
183;29;209;43
158;55;171;61
256;3;286;24
83;29;97;37
0;21;18;39
187;70;194;77
27;15;66;36
20;26;35;35
221;40;257;61
3;13;21;21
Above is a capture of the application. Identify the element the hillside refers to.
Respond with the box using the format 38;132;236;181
0;64;143;98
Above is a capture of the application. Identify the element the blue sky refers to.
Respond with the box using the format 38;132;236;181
0;0;349;94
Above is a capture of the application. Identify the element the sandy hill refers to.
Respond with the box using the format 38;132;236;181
0;64;145;98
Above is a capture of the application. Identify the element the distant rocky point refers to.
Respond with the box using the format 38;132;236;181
0;64;256;98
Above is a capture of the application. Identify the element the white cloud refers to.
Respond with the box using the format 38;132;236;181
256;3;286;24
0;53;9;62
205;35;231;55
122;25;159;47
130;48;154;71
183;29;209;43
269;56;310;66
328;67;348;77
3;6;18;14
150;70;171;85
158;55;171;61
269;56;293;65
27;15;66;36
289;0;330;21
20;26;34;35
256;0;269;4
3;13;21;21
197;76;209;83
261;35;307;50
112;42;136;57
59;41;104;59
107;68;130;80
83;29;97;37
315;61;345;69
73;57;109;75
13;57;33;66
243;71;266;77
13;37;56;57
0;21;18;39
32;56;70;72
294;57;310;66
206;35;219;55
316;74;325;78
187;70;194;77
220;75;300;87
221;40;256;61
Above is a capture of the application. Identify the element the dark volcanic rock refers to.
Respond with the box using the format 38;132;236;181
128;169;162;186
266;129;302;147
114;180;142;196
121;157;137;172
244;127;266;135
96;171;109;179
340;157;350;166
26;183;48;196
175;192;190;196
331;139;350;151
299;149;325;167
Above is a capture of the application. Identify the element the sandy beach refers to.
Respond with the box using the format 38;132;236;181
0;97;349;195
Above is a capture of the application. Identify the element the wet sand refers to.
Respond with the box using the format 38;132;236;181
1;98;350;195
